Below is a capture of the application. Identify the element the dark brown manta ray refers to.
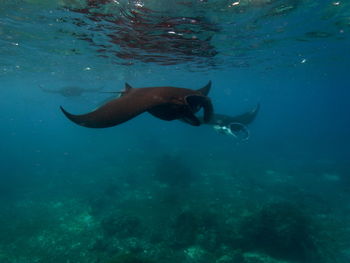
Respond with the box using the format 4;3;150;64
60;82;213;128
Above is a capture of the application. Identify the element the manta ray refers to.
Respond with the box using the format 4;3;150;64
194;82;260;140
60;82;213;128
209;103;260;128
208;104;260;140
40;85;102;97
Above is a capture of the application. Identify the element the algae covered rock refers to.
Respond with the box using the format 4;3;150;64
102;214;143;238
184;246;213;263
153;154;197;187
238;202;319;262
243;252;289;263
106;253;154;263
172;210;200;248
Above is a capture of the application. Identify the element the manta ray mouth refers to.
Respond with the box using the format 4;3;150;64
185;94;213;124
229;122;250;141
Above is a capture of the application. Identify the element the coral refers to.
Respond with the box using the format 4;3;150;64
168;209;223;252
243;252;289;263
238;202;319;262
153;154;197;187
184;246;213;263
106;253;154;263
171;210;199;248
102;214;143;238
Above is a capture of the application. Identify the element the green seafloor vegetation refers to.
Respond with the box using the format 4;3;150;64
0;152;349;263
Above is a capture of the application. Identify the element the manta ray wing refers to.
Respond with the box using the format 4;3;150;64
60;87;163;128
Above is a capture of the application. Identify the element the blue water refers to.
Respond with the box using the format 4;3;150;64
1;1;350;262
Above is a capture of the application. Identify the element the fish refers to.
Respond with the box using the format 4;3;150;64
208;104;260;140
40;85;102;97
60;81;213;128
209;103;260;127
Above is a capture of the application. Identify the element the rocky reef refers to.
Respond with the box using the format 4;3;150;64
0;155;348;263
